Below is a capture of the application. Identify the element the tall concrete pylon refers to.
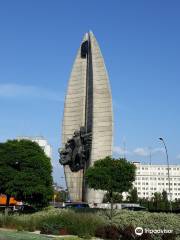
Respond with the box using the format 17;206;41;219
60;31;113;204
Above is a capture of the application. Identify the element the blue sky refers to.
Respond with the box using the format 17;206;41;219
0;0;180;185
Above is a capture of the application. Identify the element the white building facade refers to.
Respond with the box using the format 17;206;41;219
132;162;180;201
17;136;52;159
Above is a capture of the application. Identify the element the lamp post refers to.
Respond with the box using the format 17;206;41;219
159;137;172;212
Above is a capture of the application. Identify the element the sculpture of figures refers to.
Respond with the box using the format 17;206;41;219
59;127;91;172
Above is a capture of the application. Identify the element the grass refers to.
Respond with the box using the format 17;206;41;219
0;229;81;240
0;229;51;240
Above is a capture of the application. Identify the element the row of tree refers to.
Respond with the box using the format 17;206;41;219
139;191;180;212
103;187;180;211
103;188;168;204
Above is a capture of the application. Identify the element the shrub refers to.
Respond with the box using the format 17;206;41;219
119;225;136;240
39;212;69;235
161;233;177;240
0;208;179;240
40;222;63;235
108;210;180;234
95;225;154;240
60;211;102;237
119;225;153;240
37;209;105;237
137;233;153;240
95;225;120;240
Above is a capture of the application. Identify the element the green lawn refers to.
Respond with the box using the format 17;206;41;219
0;230;81;240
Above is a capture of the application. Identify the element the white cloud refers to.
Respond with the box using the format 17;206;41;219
151;147;164;154
113;146;129;156
133;147;164;157
113;146;164;158
0;83;63;101
134;148;149;157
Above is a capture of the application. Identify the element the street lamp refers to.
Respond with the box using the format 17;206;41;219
158;137;172;212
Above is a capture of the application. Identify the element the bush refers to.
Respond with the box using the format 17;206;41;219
40;222;64;235
119;225;153;240
38;210;104;238
95;225;120;240
109;210;180;234
95;225;154;240
0;208;179;239
161;233;177;240
119;225;136;240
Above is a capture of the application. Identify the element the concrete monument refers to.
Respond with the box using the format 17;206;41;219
59;31;113;204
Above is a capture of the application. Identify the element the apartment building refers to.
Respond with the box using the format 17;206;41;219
133;162;180;201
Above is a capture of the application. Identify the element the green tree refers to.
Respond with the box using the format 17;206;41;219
162;189;168;202
127;187;138;203
103;192;123;203
53;190;68;202
162;189;169;211
85;156;136;219
152;192;162;210
0;140;53;209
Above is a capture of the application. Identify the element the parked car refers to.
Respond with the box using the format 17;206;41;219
13;204;37;214
173;208;180;214
122;206;147;211
64;202;90;209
